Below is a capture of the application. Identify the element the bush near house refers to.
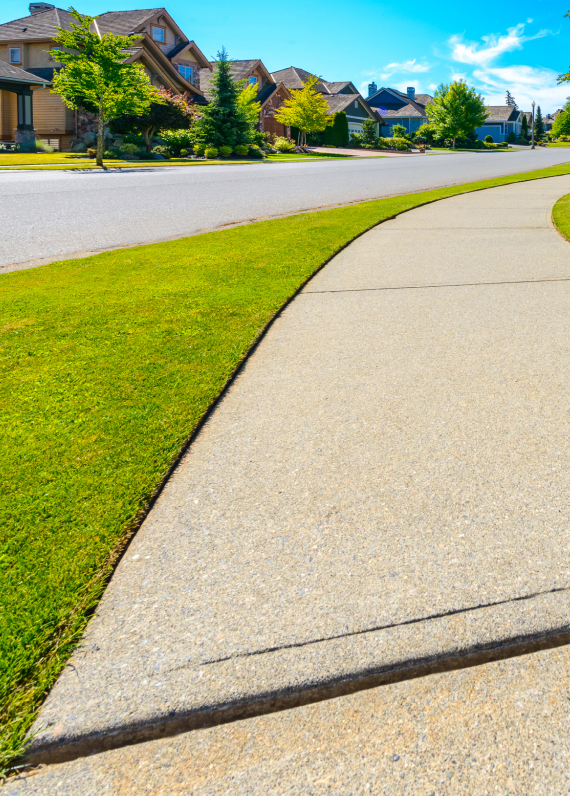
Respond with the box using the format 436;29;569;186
205;147;219;158
485;135;494;143
322;111;349;147
507;131;516;143
158;129;195;155
273;137;296;153
360;118;377;149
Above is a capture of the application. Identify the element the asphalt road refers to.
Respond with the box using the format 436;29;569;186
3;147;570;268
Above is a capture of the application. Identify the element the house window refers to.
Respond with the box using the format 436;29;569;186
177;64;193;84
151;25;165;43
49;46;61;61
354;100;358;108
248;76;257;86
9;47;21;64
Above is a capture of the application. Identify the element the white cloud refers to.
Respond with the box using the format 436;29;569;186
363;58;431;83
450;23;549;66
472;65;570;111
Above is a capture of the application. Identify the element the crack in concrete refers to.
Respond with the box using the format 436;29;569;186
303;276;570;294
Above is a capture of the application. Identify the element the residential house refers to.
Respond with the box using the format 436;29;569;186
0;58;51;149
544;109;562;132
366;84;433;137
0;4;209;148
474;106;522;143
271;66;378;136
199;59;292;137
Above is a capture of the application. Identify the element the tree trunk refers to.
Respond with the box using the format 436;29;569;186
452;135;456;149
96;107;104;167
143;126;155;153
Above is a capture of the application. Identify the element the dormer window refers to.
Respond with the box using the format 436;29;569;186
151;25;165;43
248;76;257;86
9;47;21;64
177;64;193;84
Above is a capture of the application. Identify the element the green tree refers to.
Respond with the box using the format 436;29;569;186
521;113;529;139
552;110;570;137
360;117;377;148
48;8;162;166
414;123;436;144
236;81;261;128
192;49;253;149
535;105;545;139
274;75;333;145
426;81;488;148
110;88;199;152
323;111;349;147
391;123;408;139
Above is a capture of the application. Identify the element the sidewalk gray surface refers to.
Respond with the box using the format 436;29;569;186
20;175;570;772
6;643;570;794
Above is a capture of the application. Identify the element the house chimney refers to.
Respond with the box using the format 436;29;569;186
29;2;55;13
367;81;377;98
407;86;415;100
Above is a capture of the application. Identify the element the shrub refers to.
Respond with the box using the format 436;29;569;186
322;111;349;147
234;144;249;156
516;136;528;145
151;145;172;158
219;145;233;157
484;134;494;143
179;149;189;157
102;149;118;159
507;131;516;143
159;129;195;153
349;132;362;148
205;146;219;158
393;138;410;151
120;143;139;155
375;137;389;149
248;146;263;159
87;148;97;157
35;140;55;154
194;142;206;156
273;136;295;153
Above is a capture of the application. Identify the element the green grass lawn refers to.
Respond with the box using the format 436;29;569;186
3;161;570;772
0;151;349;170
552;191;570;238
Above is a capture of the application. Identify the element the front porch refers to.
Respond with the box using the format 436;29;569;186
0;60;52;150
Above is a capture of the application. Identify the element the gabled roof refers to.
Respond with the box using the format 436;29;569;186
380;103;427;119
200;59;274;100
167;39;210;69
0;6;76;41
126;33;206;100
271;66;320;90
320;80;358;94
255;81;290;108
368;86;433;117
96;8;163;36
484;106;521;122
0;58;51;84
324;94;376;119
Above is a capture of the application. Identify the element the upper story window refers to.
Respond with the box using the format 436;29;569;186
49;46;61;61
177;64;193;84
151;25;165;43
248;76;257;86
9;47;21;64
354;100;358;108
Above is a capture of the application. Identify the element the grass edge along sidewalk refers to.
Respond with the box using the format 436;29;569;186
2;162;570;775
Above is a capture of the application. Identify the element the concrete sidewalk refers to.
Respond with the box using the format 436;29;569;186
11;174;570;789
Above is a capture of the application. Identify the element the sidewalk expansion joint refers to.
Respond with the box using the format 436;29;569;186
303;276;570;295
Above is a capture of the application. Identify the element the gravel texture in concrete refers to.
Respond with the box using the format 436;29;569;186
2;147;570;269
7;643;570;794
25;175;570;763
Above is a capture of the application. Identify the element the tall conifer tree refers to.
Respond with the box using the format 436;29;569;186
193;48;253;148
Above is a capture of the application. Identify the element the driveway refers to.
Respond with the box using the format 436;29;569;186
2;147;570;270
16;175;570;788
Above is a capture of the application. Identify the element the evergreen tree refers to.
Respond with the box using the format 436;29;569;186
505;90;517;107
360;117;377;148
521;113;529;139
192;48;253;148
534;105;545;139
274;76;333;145
323;111;349;147
426;81;488;148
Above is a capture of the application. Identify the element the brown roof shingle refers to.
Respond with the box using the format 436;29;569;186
0;6;76;41
0;58;51;83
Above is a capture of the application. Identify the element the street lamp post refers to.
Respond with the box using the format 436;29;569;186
531;101;535;149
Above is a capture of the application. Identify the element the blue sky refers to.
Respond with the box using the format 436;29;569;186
11;1;570;113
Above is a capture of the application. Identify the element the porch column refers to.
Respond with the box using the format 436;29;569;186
15;89;36;152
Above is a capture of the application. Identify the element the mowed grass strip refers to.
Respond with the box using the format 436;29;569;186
552;191;570;238
2;161;570;770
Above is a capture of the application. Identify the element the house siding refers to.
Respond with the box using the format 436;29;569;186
0;89;17;139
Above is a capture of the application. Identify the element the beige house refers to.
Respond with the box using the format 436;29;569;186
0;4;210;149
